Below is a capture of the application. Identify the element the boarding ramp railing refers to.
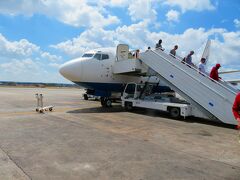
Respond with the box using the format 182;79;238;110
155;48;238;94
170;50;238;93
140;49;238;125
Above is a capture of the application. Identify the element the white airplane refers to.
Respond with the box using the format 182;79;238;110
59;47;171;107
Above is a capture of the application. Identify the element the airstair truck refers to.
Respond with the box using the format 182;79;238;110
115;44;238;125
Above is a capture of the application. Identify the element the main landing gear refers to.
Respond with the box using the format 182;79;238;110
100;97;112;107
83;93;88;100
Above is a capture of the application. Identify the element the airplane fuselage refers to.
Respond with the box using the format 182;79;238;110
59;48;171;97
59;49;141;96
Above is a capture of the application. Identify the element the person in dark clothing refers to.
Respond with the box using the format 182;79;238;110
170;45;178;57
232;93;240;129
155;39;163;50
182;51;194;66
210;63;221;81
134;49;140;59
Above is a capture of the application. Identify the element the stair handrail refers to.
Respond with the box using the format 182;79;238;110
152;49;237;95
142;50;236;103
172;52;237;91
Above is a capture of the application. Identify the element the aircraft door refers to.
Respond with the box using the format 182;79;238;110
116;44;129;61
96;53;112;81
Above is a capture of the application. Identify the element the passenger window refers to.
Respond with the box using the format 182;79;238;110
102;54;109;60
94;53;102;60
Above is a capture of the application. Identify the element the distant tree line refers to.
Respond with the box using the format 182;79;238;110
0;81;79;88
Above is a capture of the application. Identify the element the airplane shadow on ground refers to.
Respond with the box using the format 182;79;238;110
67;105;236;129
67;105;124;114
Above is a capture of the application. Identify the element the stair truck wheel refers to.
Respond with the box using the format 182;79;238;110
169;107;180;119
125;102;133;111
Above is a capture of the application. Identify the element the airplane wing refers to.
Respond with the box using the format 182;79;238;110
225;79;240;85
219;70;240;74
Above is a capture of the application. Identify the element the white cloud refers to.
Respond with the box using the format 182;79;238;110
0;33;39;58
0;57;66;83
97;0;161;23
115;21;151;48
0;0;120;28
98;0;130;7
210;31;240;67
0;58;48;82
50;0;120;28
41;52;62;62
128;0;157;21
0;33;62;62
51;21;153;56
0;0;161;27
166;10;180;22
0;58;64;82
0;34;66;82
234;19;240;28
49;63;61;68
164;0;215;12
0;59;39;75
51;28;116;56
0;0;40;16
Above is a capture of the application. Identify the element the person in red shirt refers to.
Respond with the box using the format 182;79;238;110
210;63;221;81
233;93;240;129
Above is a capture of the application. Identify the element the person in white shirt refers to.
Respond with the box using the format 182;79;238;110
198;58;206;74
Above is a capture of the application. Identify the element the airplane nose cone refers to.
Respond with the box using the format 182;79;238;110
59;59;82;82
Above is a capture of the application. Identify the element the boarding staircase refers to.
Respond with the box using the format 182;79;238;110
139;49;238;125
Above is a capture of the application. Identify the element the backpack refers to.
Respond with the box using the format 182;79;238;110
182;57;186;62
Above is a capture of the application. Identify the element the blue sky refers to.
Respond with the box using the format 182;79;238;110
0;0;239;83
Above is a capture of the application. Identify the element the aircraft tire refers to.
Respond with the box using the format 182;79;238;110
105;99;112;107
101;98;112;107
83;94;88;100
101;97;106;107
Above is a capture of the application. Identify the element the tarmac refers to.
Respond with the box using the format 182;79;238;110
0;87;239;180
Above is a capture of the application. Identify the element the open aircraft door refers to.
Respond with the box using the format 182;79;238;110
116;44;129;61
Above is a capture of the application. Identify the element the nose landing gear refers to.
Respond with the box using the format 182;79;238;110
83;93;88;100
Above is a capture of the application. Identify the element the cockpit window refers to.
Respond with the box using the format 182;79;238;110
82;53;94;58
102;54;109;60
94;53;102;60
